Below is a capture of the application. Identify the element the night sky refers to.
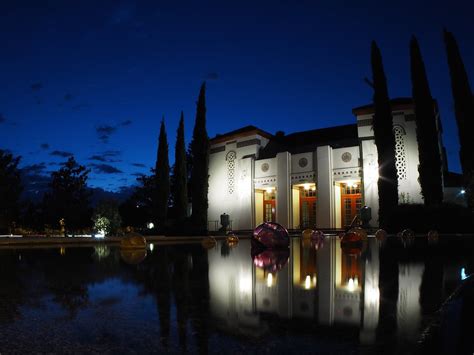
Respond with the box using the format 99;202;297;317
1;0;473;191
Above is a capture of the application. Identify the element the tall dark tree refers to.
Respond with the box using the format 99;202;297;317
43;156;91;233
371;41;398;228
154;118;170;227
171;112;188;220
444;29;474;207
0;149;22;233
189;83;210;234
410;36;443;205
120;173;155;228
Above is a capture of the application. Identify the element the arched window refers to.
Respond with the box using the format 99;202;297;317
226;151;236;194
393;125;407;180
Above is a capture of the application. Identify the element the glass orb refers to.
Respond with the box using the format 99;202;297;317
252;222;289;249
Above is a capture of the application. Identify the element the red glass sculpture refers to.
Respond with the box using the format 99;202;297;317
252;222;290;249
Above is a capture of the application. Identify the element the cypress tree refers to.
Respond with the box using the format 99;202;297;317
371;41;398;228
444;29;474;207
155;118;170;227
172;111;188;220
189;82;210;234
410;36;443;205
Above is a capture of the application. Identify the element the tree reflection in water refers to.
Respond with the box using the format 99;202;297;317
0;236;473;353
0;251;25;324
132;244;210;354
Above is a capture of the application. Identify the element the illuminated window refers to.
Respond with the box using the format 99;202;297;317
226;151;236;194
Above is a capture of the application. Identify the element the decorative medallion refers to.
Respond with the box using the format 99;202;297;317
261;163;269;172
298;157;308;168
341;152;352;163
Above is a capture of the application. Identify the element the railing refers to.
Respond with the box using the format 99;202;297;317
207;220;233;232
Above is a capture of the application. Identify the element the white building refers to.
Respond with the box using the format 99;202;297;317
208;98;460;230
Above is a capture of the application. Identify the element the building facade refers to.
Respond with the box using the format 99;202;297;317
207;98;455;230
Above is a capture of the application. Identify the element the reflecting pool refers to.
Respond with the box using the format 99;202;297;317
0;236;473;354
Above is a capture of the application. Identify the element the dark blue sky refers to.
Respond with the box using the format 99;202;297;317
1;0;473;191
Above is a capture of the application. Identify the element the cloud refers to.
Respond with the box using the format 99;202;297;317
103;150;121;157
131;172;145;177
89;155;108;162
90;163;123;174
64;93;73;101
22;162;47;175
50;150;73;157
205;72;219;80
0;114;5;124
95;120;132;143
40;143;50;150
131;163;146;167
31;82;43;91
96;125;117;143
88;152;122;163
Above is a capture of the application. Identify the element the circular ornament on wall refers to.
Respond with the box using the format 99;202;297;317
341;152;352;163
261;163;269;172
298;157;308;168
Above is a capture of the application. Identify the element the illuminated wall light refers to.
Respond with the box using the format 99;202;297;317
354;277;359;288
303;183;310;190
266;187;274;193
267;273;273;287
312;275;317;287
149;243;154;252
365;164;379;183
304;275;311;289
239;276;252;294
461;267;468;280
147;222;154;229
367;287;380;304
460;189;466;195
347;278;355;292
352;183;358;188
311;185;316;191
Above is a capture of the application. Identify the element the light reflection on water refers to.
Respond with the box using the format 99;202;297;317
0;236;472;354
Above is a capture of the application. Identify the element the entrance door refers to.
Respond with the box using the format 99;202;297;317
300;188;317;229
263;189;276;222
341;183;362;227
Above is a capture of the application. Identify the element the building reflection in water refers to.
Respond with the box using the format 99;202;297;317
208;237;383;340
210;237;434;345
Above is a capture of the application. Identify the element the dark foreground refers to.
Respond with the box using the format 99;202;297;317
0;236;473;354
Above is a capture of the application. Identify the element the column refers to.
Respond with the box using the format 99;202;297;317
276;151;291;228
316;145;334;229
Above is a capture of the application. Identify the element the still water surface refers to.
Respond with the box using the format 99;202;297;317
0;236;473;354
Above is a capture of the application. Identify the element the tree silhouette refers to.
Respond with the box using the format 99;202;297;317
171;111;188;221
0;149;22;233
444;29;474;207
43;156;91;233
154;118;170;227
410;36;443;205
371;41;398;228
120;173;155;228
189;83;210;234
